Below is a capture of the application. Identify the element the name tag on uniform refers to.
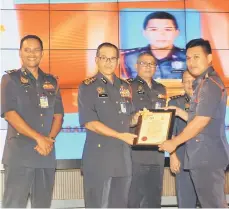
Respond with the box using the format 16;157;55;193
40;96;49;108
120;102;127;113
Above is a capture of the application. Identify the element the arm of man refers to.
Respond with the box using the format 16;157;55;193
78;84;137;145
1;75;54;155
159;79;222;153
168;99;181;173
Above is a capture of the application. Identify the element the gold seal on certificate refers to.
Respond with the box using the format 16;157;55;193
133;108;175;147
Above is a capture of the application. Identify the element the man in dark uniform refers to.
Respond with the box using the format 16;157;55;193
127;52;166;208
121;11;186;79
0;35;64;208
169;70;197;208
159;38;229;208
78;42;139;208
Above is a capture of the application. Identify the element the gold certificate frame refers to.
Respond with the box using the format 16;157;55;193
133;109;175;147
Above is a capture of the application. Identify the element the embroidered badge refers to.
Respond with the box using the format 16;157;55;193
43;81;55;90
20;76;29;84
97;87;105;94
137;85;144;94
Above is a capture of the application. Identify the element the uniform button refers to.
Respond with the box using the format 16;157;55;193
37;94;39;96
25;90;28;93
98;144;101;148
17;133;20;136
103;101;105;103
116;101;118;104
127;101;129;103
119;111;122;114
140;98;143;100
196;139;200;142
41;124;44;127
121;121;124;124
40;114;43;116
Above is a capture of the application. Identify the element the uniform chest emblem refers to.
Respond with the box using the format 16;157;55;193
97;87;108;98
185;102;190;111
20;76;29;84
137;85;144;94
43;81;55;90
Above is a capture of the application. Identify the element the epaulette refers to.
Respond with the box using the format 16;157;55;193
5;69;18;74
121;47;147;55
83;77;96;85
169;94;184;100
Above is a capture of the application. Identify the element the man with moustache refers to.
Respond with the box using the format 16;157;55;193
1;35;64;208
169;70;197;208
159;38;229;208
127;52;166;208
78;42;139;208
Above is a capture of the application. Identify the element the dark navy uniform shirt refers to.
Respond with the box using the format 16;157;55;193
1;68;64;168
184;67;229;170
121;45;186;79
169;94;190;164
78;72;134;177
129;75;166;165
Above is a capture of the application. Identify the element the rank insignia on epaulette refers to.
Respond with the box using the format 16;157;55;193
169;94;184;100
43;81;55;90
5;69;18;74
84;77;96;85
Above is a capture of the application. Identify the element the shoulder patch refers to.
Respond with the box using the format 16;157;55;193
5;69;18;74
169;94;184;100
83;77;96;85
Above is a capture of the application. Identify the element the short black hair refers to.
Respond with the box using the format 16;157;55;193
137;52;156;63
20;35;43;50
96;42;119;58
143;11;178;30
186;38;212;54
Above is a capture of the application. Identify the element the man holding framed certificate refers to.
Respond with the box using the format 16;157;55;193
127;52;174;208
159;39;229;208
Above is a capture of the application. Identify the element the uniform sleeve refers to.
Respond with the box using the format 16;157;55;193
78;84;99;126
168;99;178;136
54;89;64;115
196;79;222;118
0;74;18;118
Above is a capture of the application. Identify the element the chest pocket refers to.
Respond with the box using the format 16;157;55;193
18;86;34;106
43;90;56;108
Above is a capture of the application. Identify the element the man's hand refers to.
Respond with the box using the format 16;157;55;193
158;139;178;153
116;133;137;145
170;153;181;174
34;136;55;156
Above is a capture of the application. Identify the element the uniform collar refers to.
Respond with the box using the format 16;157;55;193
192;66;214;89
135;75;158;88
21;67;45;81
96;72;118;85
145;45;181;62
